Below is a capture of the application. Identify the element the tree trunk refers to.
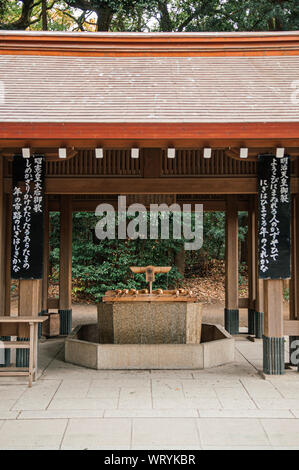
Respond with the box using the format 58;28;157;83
175;247;185;276
96;7;113;31
42;0;48;31
0;0;35;30
157;0;173;32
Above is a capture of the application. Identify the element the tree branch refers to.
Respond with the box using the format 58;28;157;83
0;0;42;30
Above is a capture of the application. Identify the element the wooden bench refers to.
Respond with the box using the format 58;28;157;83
0;316;48;387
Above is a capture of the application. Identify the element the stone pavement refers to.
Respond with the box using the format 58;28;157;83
0;333;299;449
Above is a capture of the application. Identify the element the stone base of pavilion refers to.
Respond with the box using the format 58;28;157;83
65;323;235;370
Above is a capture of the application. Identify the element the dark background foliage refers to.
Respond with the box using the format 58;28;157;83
0;1;298;32
48;211;247;301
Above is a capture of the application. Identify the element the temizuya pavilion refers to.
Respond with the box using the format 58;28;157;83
0;30;299;375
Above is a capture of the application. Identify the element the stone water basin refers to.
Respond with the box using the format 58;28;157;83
65;322;235;370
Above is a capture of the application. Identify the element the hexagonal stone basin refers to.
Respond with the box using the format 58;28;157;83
65;323;235;370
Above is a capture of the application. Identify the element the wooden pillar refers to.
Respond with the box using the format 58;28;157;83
17;279;41;367
225;195;239;334
255;196;264;338
248;196;256;335
290;194;299;366
0;159;5;316
263;279;285;374
18;280;40;317
41;196;49;315
59;195;72;335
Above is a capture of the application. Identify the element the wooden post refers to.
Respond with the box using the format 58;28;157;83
41;196;49;316
59;195;72;335
248;196;256;335
263;279;285;374
17;279;41;367
225;195;239;334
290;194;299;366
0;159;5;316
18;281;40;316
255;196;264;338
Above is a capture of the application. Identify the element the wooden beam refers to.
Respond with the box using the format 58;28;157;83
227;148;299;161
1;122;299;141
59;195;72;311
4;177;259;195
48;199;249;212
1;31;299;57
1;149;78;161
2;139;299;151
284;320;299;336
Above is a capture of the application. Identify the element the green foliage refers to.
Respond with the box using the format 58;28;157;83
0;0;298;31
50;211;184;301
185;211;247;276
283;287;289;301
50;210;249;301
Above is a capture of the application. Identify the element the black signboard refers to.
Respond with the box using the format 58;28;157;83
258;154;290;279
11;155;45;279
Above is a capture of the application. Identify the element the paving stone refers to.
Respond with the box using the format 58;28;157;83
11;380;61;411
104;409;198;418
48;397;118;410
18;410;105;419
0;419;68;450
199;409;294;418
220;398;258;410
261;419;299;447
255;398;299;410
0;385;27;400
132;418;201;449
197;418;270;447
153;396;221;410
0;411;19;419
0;399;18;411
119;388;152;409
61;418;131;450
54;379;91;398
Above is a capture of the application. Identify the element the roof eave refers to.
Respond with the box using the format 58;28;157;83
1;31;299;57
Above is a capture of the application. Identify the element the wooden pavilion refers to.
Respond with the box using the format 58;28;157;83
0;30;299;375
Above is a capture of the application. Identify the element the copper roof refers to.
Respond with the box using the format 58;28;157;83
1;30;299;57
0;54;298;123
